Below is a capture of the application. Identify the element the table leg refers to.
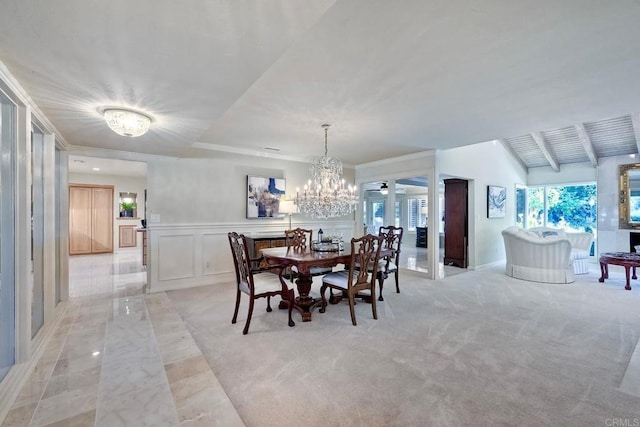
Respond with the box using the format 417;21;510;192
624;266;633;291
633;266;637;280
281;273;321;322
599;262;607;283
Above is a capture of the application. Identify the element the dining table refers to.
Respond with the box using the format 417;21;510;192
260;244;392;322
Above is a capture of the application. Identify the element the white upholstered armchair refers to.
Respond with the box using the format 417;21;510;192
529;227;593;275
502;227;574;283
502;227;594;283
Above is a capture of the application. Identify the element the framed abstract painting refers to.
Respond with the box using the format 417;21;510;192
487;185;506;218
247;176;286;218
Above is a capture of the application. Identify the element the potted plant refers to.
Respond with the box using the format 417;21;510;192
120;201;137;217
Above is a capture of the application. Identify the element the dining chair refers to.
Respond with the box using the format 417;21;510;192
376;225;404;301
285;227;313;249
228;232;295;334
319;234;383;326
285;228;332;281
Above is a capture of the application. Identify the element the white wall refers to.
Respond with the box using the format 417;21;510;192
144;154;356;293
527;162;597;186
436;140;528;269
68;173;146;249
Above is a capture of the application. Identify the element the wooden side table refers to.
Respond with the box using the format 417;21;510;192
598;252;640;290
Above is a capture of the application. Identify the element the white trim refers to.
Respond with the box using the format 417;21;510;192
66;144;173;162
191;142;314;164
15;105;31;362
0;60;68;148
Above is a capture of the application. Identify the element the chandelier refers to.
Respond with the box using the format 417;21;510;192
101;107;153;137
296;124;358;219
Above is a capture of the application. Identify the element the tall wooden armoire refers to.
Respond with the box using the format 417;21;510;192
444;179;468;268
69;184;114;255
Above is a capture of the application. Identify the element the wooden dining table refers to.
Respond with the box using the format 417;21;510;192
261;245;392;322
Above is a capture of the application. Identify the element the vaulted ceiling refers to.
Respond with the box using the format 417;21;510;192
501;114;640;171
1;1;640;167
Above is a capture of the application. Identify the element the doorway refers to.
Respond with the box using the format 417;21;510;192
362;177;430;273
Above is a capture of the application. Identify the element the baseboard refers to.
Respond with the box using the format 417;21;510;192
473;260;505;270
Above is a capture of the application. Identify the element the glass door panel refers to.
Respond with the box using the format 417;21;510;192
0;98;15;381
55;148;62;305
371;200;385;232
31;131;44;337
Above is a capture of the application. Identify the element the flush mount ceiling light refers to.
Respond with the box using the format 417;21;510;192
100;107;153;137
380;182;389;195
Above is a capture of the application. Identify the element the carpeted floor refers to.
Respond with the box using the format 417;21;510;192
167;265;640;426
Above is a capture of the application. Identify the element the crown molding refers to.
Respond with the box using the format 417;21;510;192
0;60;69;148
67;144;174;162
355;149;436;169
191;141;314;164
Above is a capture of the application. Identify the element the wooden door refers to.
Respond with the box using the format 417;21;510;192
69;185;114;255
119;225;137;248
91;187;113;253
444;179;468;268
69;186;92;254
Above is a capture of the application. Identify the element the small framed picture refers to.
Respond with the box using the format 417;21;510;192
487;185;506;218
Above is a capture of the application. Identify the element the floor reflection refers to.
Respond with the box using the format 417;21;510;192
399;244;467;277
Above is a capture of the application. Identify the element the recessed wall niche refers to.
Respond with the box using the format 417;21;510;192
119;192;137;218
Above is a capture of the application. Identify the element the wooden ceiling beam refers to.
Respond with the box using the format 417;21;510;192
497;139;528;173
574;123;598;167
531;132;559;172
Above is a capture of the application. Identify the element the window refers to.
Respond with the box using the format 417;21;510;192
525;184;596;231
526;187;545;228
545;184;596;233
372;201;385;231
515;185;526;228
524;183;597;255
407;197;427;231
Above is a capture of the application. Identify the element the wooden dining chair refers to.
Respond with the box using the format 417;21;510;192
285;227;313;249
319;234;383;326
228;232;295;334
285;228;332;281
376;225;404;301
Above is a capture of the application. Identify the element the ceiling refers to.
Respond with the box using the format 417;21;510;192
68;155;146;177
2;1;640;167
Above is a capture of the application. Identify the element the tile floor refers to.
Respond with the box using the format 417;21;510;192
2;249;243;427
398;244;467;277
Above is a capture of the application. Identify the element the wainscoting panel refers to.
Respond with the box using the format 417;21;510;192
147;221;355;293
202;232;229;276
158;234;196;281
